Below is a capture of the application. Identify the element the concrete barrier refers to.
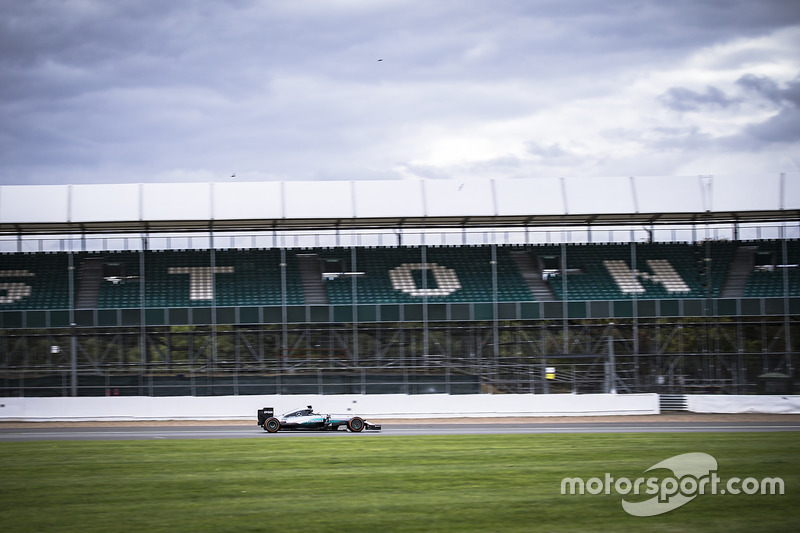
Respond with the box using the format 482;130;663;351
0;393;659;422
687;395;800;414
4;394;798;422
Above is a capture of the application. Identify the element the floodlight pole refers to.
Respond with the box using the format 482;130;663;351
491;243;499;374
210;226;218;372
138;235;149;395
782;225;792;375
421;242;429;365
280;246;288;373
351;245;359;367
561;242;568;354
630;234;640;389
607;335;616;394
68;237;77;397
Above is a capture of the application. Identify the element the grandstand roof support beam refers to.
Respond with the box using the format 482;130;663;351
209;223;218;370
561;243;568;355
280;247;288;370
1;209;797;235
491;244;500;367
67;247;77;397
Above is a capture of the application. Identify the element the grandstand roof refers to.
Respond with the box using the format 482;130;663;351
0;175;797;235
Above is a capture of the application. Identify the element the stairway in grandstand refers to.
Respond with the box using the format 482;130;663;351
297;253;329;304
75;257;105;308
720;246;757;298
743;241;799;297
510;250;556;301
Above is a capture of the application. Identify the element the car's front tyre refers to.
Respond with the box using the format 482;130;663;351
264;417;280;433
347;417;364;432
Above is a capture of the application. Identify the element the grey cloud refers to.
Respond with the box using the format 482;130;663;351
523;142;585;169
736;74;784;104
737;73;800;107
659;86;739;112
733;74;800;145
655;73;800;149
783;78;800;107
643;127;714;151
526;142;570;159
1;0;799;185
740;107;800;144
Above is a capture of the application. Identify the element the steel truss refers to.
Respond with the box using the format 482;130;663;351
2;315;796;397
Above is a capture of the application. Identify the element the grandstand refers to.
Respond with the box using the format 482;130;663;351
0;176;798;398
3;242;798;311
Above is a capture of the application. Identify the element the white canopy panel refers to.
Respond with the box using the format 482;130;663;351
424;180;496;217
71;184;140;222
495;177;564;216
213;181;283;220
0;174;796;234
712;173;784;212
141;183;212;221
353;180;425;218
636;175;707;214
562;176;636;215
0;185;69;223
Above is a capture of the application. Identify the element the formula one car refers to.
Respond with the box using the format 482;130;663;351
257;406;381;433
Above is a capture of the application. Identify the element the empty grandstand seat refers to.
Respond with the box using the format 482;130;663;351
1;240;796;310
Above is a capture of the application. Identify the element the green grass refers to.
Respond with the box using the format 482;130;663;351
0;433;797;532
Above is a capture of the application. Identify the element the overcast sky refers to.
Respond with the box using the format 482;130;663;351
1;0;799;186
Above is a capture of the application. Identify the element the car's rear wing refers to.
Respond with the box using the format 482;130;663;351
257;407;274;426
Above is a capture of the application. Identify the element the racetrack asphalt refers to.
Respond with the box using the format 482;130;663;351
2;414;799;441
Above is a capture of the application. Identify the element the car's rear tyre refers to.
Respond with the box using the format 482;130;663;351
347;417;364;432
264;417;280;433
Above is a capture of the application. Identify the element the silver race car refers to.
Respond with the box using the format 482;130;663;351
257;405;381;433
